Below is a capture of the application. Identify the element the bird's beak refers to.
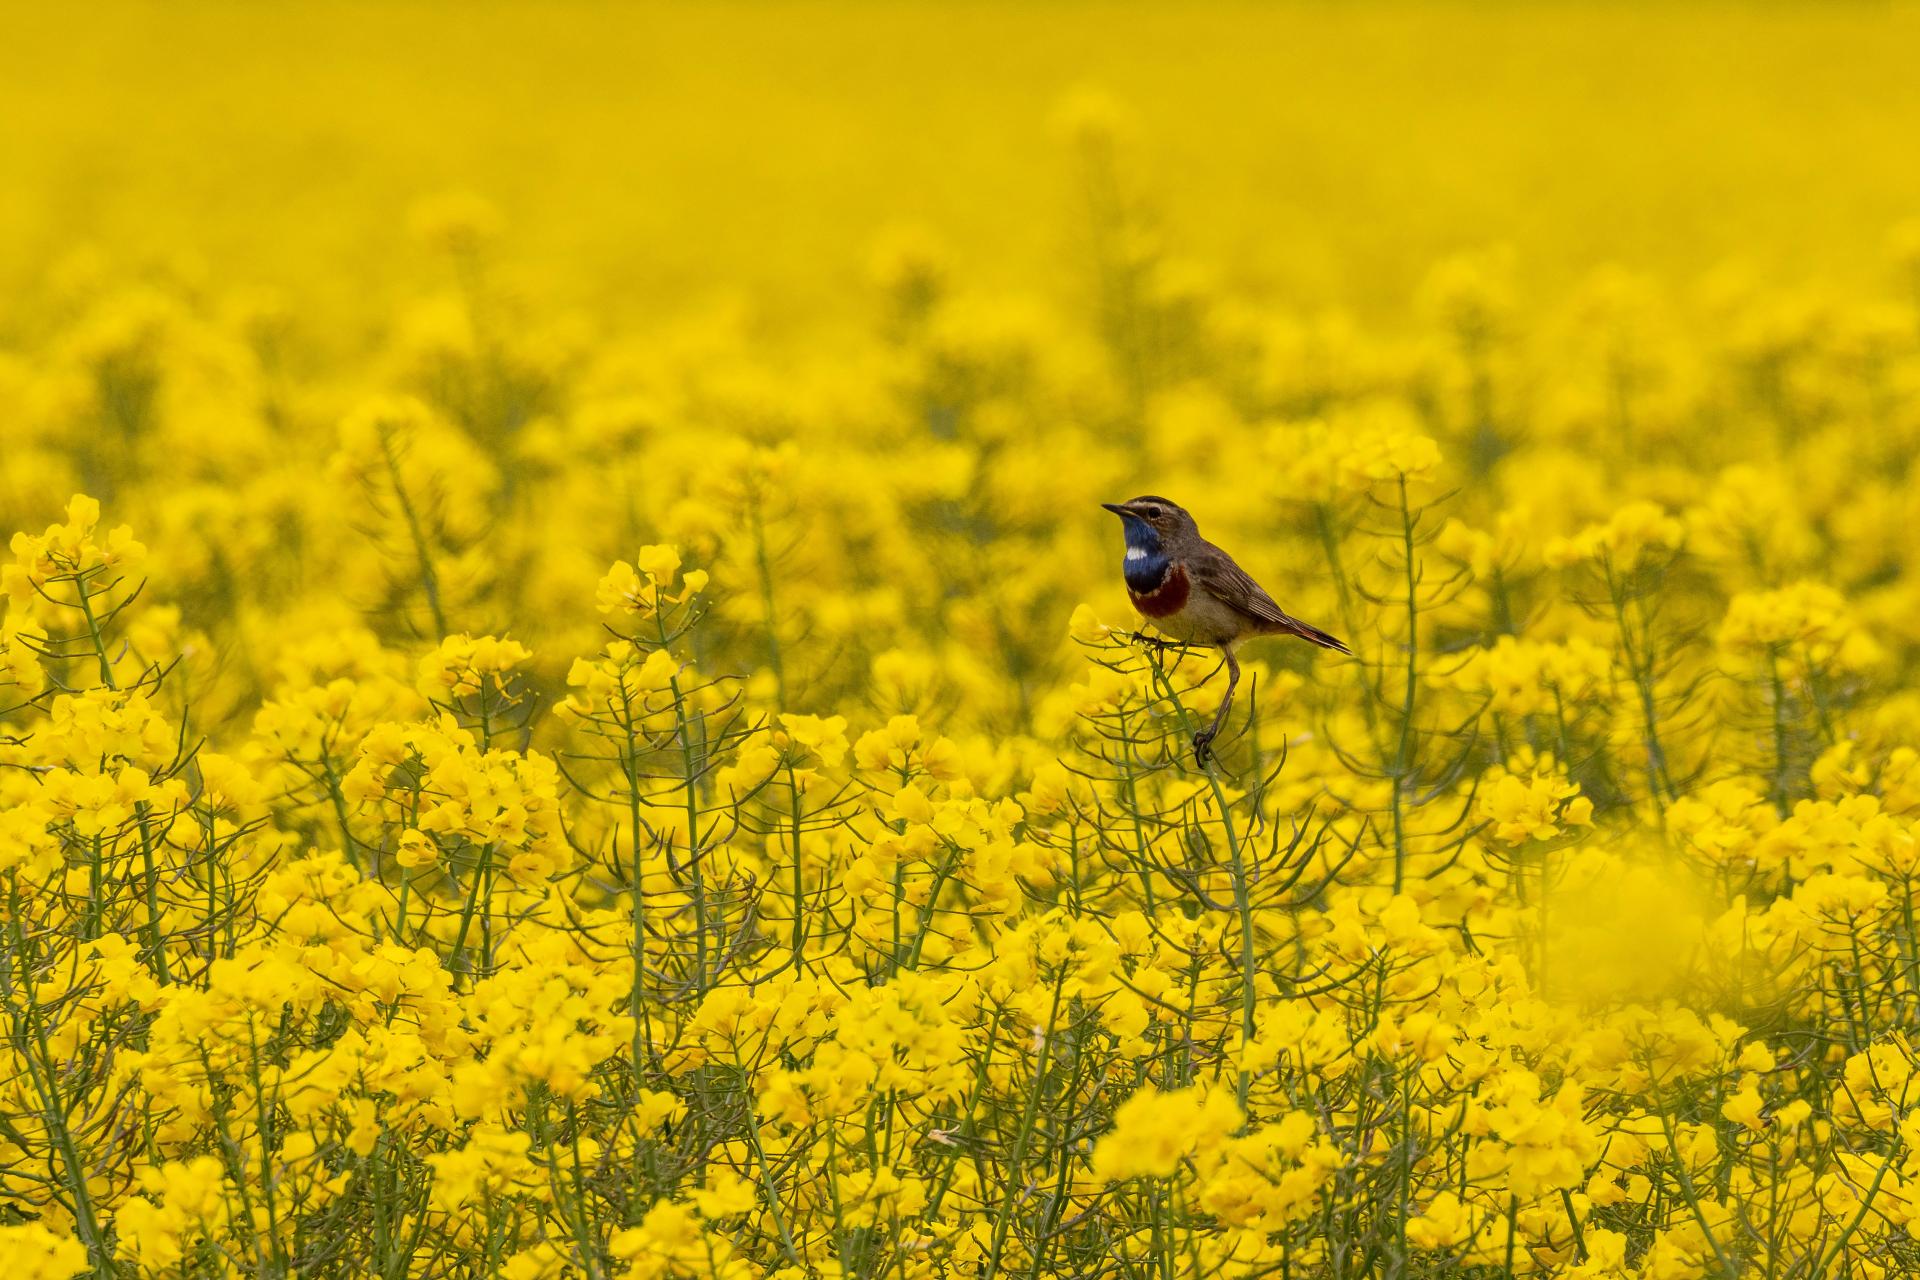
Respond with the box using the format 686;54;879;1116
1101;502;1128;516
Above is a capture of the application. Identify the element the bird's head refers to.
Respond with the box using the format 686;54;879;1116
1101;496;1197;549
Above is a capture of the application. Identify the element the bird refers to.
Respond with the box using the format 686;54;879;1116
1101;496;1348;764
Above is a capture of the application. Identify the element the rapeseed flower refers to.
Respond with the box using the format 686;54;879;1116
4;13;1920;1276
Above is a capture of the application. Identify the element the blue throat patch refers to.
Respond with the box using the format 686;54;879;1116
1119;515;1171;593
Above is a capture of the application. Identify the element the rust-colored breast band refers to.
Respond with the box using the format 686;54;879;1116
1129;562;1190;618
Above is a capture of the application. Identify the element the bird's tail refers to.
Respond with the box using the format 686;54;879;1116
1279;615;1351;655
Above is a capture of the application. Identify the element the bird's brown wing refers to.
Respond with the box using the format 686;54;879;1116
1191;544;1353;653
1190;546;1290;629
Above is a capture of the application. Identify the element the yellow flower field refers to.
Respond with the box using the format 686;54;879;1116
7;3;1920;1277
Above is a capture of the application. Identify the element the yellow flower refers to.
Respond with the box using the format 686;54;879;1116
1543;500;1684;569
1476;752;1594;845
597;545;710;621
1406;1190;1476;1250
1275;402;1442;504
777;712;849;767
0;1226;89;1280
1718;580;1879;673
1069;603;1114;644
395;828;439;868
691;1168;758;1219
1442;634;1611;717
3;492;146;615
1723;1082;1767;1132
417;632;532;699
118;1156;229;1268
346;1098;383;1156
1091;1085;1243;1181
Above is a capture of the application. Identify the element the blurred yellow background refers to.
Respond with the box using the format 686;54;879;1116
6;2;1919;326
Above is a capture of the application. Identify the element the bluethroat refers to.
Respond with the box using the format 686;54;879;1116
1102;496;1348;764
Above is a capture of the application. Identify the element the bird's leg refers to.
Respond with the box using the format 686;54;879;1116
1193;647;1240;766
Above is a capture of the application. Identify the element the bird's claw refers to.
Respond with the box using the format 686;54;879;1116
1191;728;1217;766
1131;631;1176;661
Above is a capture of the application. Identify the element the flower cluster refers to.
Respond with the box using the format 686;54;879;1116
8;23;1920;1279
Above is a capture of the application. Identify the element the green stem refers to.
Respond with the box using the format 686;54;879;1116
985;975;1065;1277
379;429;448;638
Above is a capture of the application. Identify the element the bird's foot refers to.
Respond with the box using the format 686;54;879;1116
1191;727;1217;767
1130;631;1176;661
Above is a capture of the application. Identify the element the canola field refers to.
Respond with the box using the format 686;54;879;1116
8;4;1920;1277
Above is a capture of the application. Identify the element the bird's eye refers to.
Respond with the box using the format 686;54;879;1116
1143;505;1162;519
